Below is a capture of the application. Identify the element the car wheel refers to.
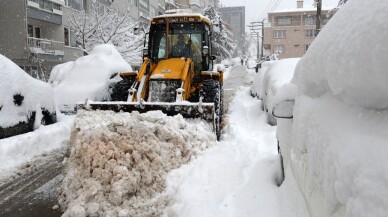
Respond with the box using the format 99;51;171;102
201;79;222;140
275;140;285;186
41;108;57;125
266;112;277;126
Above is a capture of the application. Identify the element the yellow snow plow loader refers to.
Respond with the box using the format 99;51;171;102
77;14;224;139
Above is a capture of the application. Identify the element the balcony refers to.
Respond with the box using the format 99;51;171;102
28;37;64;56
27;0;63;24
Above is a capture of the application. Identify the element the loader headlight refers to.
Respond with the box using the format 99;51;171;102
143;47;149;57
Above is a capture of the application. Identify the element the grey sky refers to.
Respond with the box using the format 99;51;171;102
220;0;339;31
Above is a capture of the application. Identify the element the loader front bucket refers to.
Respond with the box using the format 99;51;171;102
76;101;215;123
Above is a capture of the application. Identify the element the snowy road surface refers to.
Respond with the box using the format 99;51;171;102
0;65;291;216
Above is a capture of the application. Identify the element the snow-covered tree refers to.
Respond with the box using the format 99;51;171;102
66;2;143;63
203;7;236;60
337;0;349;7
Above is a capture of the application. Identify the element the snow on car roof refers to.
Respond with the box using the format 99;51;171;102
50;44;132;105
292;0;388;110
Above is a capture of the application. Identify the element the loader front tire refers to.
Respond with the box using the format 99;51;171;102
111;79;133;101
201;79;222;140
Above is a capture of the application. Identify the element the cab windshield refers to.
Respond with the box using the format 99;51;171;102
149;23;204;64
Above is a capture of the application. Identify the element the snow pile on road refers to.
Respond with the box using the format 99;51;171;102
49;44;132;106
59;110;215;217
0;54;55;127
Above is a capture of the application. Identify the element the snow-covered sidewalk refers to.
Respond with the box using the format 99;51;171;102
163;87;291;217
0;114;74;181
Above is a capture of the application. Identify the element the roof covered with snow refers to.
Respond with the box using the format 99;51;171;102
269;6;334;14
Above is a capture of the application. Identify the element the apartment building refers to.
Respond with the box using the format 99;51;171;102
0;0;166;80
0;0;66;80
171;0;218;13
218;6;245;47
263;1;336;59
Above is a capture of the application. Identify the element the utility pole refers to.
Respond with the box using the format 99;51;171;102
261;20;264;60
248;19;265;60
316;0;322;36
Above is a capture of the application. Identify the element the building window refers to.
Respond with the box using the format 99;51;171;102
275;16;292;26
274;30;286;39
139;0;149;10
65;0;84;11
64;27;69;46
64;27;77;47
306;29;316;38
304;15;315;25
274;45;285;53
149;6;156;18
129;0;138;6
28;24;41;38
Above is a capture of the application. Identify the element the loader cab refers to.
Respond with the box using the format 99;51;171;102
147;15;213;72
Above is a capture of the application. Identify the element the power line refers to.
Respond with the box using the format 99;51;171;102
258;0;282;21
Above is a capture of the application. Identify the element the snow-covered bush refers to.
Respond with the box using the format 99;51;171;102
278;1;388;216
49;44;132;109
0;54;56;138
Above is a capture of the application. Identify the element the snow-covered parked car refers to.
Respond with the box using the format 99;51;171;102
49;44;132;113
250;60;274;99
0;54;56;139
221;59;232;68
273;1;388;216
246;58;257;69
251;58;299;125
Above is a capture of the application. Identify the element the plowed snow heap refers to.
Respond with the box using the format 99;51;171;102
59;110;215;217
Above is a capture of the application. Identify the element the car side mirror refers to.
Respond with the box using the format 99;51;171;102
272;100;295;119
210;56;216;61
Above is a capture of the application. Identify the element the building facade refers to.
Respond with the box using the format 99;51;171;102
263;1;335;59
170;0;218;13
218;6;245;47
0;0;66;80
0;0;166;80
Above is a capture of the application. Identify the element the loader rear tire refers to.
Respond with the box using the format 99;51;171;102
111;80;133;101
201;79;222;140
